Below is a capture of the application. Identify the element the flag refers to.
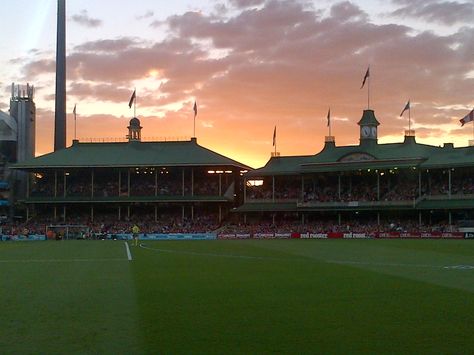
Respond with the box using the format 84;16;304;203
272;126;276;147
400;100;410;116
360;67;370;89
327;108;331;127
193;101;197;118
460;108;474;127
128;89;136;108
73;104;76;116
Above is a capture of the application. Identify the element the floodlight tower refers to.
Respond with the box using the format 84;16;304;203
54;0;66;151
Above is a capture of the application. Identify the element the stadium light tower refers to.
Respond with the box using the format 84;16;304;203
54;0;66;151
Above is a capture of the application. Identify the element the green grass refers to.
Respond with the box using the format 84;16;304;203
1;239;474;354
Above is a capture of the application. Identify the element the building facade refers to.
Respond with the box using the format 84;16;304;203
237;109;474;229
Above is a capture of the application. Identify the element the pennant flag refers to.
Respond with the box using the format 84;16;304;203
193;101;198;118
327;108;331;127
360;67;370;89
128;89;136;108
460;108;474;127
272;126;276;147
400;100;410;116
73;104;76;116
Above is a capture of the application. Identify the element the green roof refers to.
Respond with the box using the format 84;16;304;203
13;138;251;170
249;134;474;176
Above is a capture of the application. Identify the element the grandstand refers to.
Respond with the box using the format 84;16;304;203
6;110;474;239
234;109;474;235
11;117;250;230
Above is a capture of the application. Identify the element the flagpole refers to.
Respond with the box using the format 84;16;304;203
328;108;331;137
74;108;77;140
273;126;276;156
408;104;411;133
133;87;136;117
367;69;370;110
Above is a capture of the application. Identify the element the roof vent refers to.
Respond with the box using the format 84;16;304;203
443;143;454;149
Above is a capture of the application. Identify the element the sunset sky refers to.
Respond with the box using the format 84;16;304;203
0;0;473;168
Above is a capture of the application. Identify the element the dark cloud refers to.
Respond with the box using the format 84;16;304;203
391;0;474;25
71;10;103;28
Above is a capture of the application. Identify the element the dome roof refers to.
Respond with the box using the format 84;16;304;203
129;117;140;127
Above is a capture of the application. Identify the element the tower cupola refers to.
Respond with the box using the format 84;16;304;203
127;117;142;141
358;109;380;145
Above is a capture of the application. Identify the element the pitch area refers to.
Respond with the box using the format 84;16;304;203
1;239;474;354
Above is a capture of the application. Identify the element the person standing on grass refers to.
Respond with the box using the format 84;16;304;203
132;224;140;246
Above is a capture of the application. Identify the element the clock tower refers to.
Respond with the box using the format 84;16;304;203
358;109;380;145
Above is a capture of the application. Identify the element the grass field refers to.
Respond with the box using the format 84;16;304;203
1;239;474;354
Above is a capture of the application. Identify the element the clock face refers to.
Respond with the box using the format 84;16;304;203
361;126;371;137
371;126;377;137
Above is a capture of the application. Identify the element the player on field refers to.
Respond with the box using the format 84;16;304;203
132;224;140;246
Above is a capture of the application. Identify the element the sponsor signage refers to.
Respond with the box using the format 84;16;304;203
217;233;237;239
465;232;474;239
254;233;275;239
378;232;399;238
300;233;328;239
343;232;369;239
442;232;463;239
275;233;291;239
